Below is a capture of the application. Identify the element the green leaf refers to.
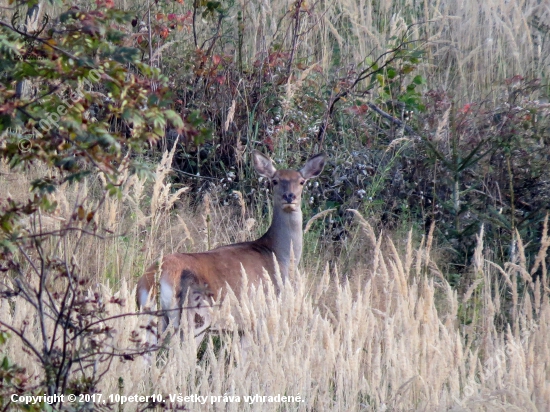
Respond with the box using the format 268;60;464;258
0;331;9;345
31;178;56;194
164;110;184;128
1;356;9;369
401;65;414;74
413;75;425;85
55;157;77;171
111;47;139;64
64;171;91;184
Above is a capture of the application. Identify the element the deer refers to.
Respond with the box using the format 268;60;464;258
136;150;326;344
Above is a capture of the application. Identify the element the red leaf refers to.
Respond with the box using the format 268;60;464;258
160;27;170;39
262;136;274;151
460;103;473;114
347;105;369;115
178;12;192;23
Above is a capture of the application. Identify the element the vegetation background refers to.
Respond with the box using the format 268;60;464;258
0;0;549;409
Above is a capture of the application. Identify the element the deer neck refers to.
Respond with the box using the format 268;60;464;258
260;207;303;279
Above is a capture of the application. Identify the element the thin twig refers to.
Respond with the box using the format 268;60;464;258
0;20;93;67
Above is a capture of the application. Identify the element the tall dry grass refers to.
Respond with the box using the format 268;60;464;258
1;152;549;411
1;0;546;102
6;0;550;98
172;0;549;101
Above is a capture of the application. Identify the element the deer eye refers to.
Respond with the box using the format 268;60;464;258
300;180;305;185
272;179;278;185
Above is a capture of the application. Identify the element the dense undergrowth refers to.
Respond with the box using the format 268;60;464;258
1;153;549;410
2;0;549;271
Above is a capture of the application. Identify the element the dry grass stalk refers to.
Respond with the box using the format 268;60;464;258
172;215;193;252
516;229;528;271
425;219;436;259
415;233;425;277
225;99;236;132
404;229;413;279
150;139;186;221
384;137;410;153
232;190;246;223
530;214;549;277
145;141;189;259
487;260;514;289
347;208;377;246
304;208;335;234
506;263;533;284
282;63;318;115
434;106;450;142
463;278;483;303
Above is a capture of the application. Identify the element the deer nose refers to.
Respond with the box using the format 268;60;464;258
283;193;296;203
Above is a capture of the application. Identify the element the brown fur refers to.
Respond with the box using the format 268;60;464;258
136;240;277;308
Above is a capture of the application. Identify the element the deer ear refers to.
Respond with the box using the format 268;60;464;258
300;153;325;179
252;150;277;178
